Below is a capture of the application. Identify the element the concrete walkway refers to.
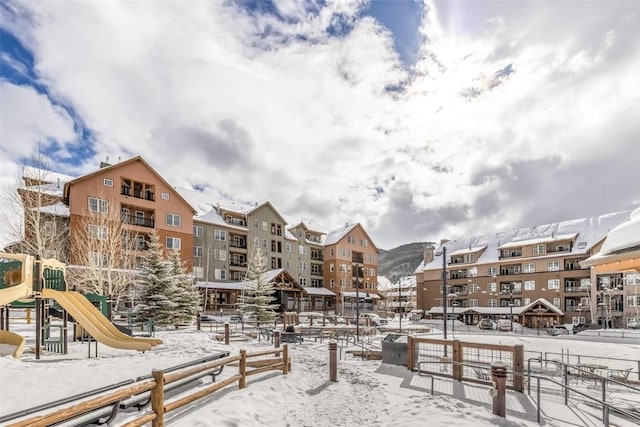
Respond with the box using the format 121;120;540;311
374;364;637;426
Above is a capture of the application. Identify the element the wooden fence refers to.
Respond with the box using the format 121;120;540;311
8;345;290;427
407;337;524;392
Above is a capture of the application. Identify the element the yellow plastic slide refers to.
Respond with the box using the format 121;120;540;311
63;290;162;346
42;289;154;352
0;330;25;358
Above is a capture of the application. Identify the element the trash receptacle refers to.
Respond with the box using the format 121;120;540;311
382;334;408;366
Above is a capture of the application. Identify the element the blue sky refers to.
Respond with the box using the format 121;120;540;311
1;0;639;250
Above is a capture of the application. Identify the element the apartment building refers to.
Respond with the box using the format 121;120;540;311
323;223;380;315
62;157;196;269
415;210;636;328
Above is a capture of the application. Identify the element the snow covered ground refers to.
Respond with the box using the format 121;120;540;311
1;318;639;426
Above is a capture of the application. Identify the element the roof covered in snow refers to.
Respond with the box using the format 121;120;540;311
416;210;633;273
324;223;358;246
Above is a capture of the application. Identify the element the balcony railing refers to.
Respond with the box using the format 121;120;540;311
121;186;155;201
230;260;247;267
229;241;247;249
121;214;154;228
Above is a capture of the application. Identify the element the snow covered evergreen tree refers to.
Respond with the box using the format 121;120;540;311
133;229;177;326
239;246;278;326
167;249;201;328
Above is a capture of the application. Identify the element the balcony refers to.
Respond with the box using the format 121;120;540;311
121;214;154;228
229;240;247;249
310;253;323;261
121;186;155;201
499;250;522;260
310;270;324;277
230;259;247;267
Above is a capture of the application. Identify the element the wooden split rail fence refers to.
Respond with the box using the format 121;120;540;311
8;345;290;427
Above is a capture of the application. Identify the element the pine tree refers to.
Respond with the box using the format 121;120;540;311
167;249;201;328
239;246;278;326
133;229;177;327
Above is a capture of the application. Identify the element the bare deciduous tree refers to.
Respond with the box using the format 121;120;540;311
1;147;70;261
66;188;140;308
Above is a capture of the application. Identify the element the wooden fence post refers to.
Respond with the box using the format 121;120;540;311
407;336;414;370
329;340;337;382
151;370;165;427
224;323;230;345
239;350;247;389
282;344;289;375
513;344;524;392
274;330;281;357
452;340;462;381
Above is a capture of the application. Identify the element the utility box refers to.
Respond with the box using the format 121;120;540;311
382;334;408;366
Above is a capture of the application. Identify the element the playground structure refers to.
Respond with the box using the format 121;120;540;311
0;252;162;358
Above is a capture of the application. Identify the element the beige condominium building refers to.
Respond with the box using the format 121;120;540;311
178;188;380;315
415;210;637;329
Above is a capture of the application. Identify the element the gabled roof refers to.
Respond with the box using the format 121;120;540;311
416;210;633;272
195;207;247;232
63;156;197;214
324;223;358;246
245;201;288;225
582;207;640;272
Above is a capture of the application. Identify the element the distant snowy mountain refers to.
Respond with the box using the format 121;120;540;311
378;242;426;284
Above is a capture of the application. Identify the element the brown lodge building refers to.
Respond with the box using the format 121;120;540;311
415;210;640;329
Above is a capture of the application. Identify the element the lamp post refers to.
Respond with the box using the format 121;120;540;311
399;282;403;333
441;247;448;341
356;264;361;342
509;283;514;332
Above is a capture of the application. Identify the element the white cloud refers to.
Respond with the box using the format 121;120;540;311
1;0;639;249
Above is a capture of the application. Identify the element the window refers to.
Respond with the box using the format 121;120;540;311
88;224;108;240
214;230;226;241
547;260;560;271
166;213;181;227
214;269;227;280
262;239;267;248
487;282;497;293
524;280;536;291
254;219;259;229
553;297;560;307
88;197;108;213
464;253;475;263
556;244;570;252
299;261;307;270
547;279;560;290
524;298;531;305
469;299;478;307
368;268;375;277
330;279;335;287
523;263;535;273
487;266;496;277
512;282;522;293
330;249;335;257
626;273;640;286
347;236;355;244
339;248;347;257
339;264;347;272
626;295;640;307
135;211;145;226
161;192;170;200
361;239;368;247
330;263;334;272
215;249;226;261
193;266;204;279
89;252;108;267
103;178;113;187
262;221;268;231
166;237;181;250
487;299;497;308
299;245;307;255
299;278;307;286
285;243;291;252
533;244;545;255
469;284;479;294
193;225;203;237
285;260;291;269
193;246;203;258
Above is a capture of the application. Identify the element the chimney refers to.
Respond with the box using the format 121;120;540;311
423;242;436;263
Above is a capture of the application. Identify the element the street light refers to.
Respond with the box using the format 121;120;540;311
399;283;403;333
355;264;362;342
441;246;448;341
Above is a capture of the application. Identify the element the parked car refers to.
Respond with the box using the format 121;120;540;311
200;314;220;323
359;313;388;326
571;323;589;334
627;320;639;329
546;325;570;336
496;319;512;331
477;318;495;330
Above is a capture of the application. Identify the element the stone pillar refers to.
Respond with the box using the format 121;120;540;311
491;361;508;418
